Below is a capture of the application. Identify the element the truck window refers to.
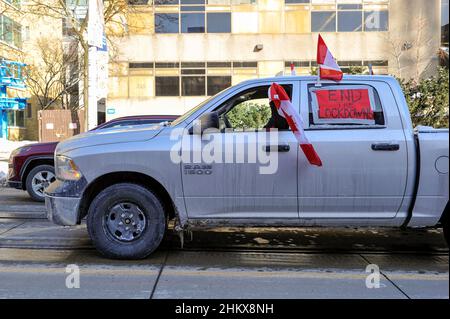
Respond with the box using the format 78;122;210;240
308;84;385;127
215;85;293;132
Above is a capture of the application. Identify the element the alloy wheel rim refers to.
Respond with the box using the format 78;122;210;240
31;171;56;197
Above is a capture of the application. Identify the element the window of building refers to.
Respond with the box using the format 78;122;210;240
7;110;25;128
364;10;388;31
207;12;231;33
155;13;179;33
155;76;180;96
207;76;231;95
127;0;151;4
182;76;206;95
338;11;362;32
181;12;205;33
154;0;179;4
311;11;336;32
27;103;32;119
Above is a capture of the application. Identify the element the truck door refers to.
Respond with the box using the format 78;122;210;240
181;81;299;220
297;80;408;220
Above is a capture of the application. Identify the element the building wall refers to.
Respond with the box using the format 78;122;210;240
0;0;25;141
106;0;442;120
20;1;64;141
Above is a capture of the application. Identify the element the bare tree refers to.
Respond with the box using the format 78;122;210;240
23;0;135;110
384;11;435;82
25;36;80;111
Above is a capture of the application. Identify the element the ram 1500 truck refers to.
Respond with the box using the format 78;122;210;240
45;76;449;259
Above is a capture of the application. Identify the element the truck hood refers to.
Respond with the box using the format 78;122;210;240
56;124;164;154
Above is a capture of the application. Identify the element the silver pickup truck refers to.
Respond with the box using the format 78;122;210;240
45;75;449;259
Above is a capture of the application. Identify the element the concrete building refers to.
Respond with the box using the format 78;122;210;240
106;0;444;120
0;0;27;140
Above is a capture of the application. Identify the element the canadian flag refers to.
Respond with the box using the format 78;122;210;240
269;83;322;167
317;34;343;81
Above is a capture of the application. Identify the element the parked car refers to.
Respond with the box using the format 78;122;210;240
7;115;178;201
45;76;449;259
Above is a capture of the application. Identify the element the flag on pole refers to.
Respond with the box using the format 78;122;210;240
269;83;322;167
317;35;343;82
290;62;296;76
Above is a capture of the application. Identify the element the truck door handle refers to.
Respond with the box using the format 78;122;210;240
264;145;290;152
371;143;400;151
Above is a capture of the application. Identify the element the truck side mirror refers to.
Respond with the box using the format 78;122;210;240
189;112;220;135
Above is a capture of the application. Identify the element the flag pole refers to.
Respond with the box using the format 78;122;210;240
315;64;322;87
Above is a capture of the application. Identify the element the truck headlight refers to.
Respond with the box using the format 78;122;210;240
55;155;82;181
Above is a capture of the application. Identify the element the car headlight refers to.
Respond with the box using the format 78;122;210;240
55;155;82;181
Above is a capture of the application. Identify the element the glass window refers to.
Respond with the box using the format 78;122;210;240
127;0;151;4
156;76;180;96
181;0;204;3
364;10;388;31
308;84;385;126
338;11;362;31
27;103;32;119
154;0;179;4
7;110;25;128
207;76;231;95
181;13;205;33
311;11;336;32
155;13;179;33
217;85;292;131
207;12;231;33
182;76;206;95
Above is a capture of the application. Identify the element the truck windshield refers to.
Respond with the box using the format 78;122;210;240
170;86;234;126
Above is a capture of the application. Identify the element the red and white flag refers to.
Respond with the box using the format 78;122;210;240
269;83;322;167
290;62;296;76
317;34;343;82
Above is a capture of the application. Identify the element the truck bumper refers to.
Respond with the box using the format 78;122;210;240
45;194;81;226
44;177;87;226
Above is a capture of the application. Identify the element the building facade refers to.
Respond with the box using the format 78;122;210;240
0;0;26;139
106;0;443;119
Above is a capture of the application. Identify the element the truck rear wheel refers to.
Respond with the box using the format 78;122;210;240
86;183;166;259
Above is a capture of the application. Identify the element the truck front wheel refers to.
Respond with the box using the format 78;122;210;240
87;183;166;259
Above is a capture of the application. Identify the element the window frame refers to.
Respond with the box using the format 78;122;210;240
212;84;294;132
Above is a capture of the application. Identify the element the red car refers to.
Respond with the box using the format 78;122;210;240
7;115;178;201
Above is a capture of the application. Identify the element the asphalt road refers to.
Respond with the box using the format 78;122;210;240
0;187;448;299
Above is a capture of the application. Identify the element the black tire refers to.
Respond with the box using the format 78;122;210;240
25;164;56;202
87;183;166;259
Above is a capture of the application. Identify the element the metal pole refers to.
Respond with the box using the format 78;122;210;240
87;46;98;130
